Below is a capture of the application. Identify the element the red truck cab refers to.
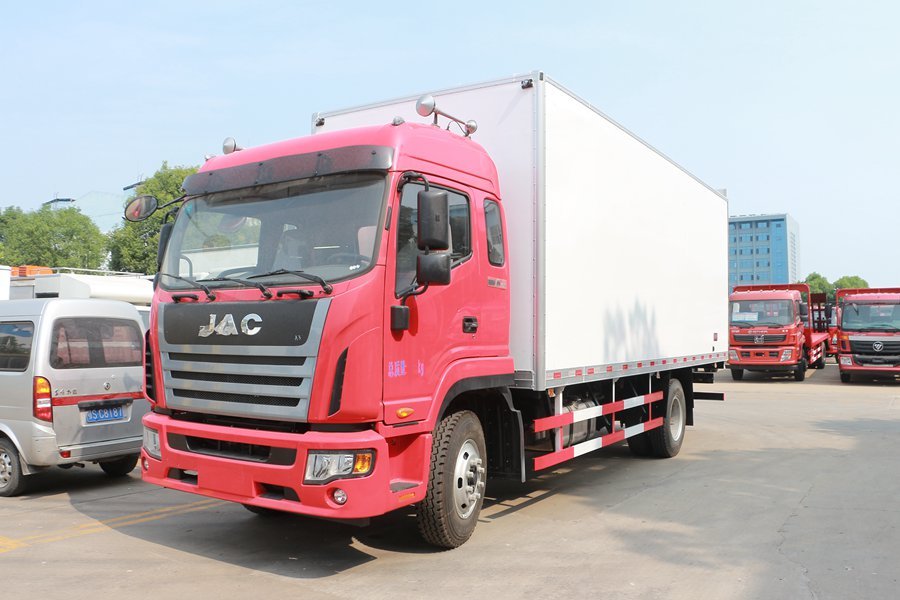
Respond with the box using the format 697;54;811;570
727;284;829;381
835;288;900;383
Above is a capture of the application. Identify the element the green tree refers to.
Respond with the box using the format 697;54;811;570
107;162;197;274
0;207;25;261
833;275;868;291
2;206;106;268
804;272;834;300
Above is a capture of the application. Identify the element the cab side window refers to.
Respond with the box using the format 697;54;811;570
483;199;505;266
0;321;34;371
395;183;471;295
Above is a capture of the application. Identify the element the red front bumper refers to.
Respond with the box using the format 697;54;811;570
140;412;429;520
728;345;799;370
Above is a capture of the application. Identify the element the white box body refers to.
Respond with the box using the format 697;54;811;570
314;72;728;390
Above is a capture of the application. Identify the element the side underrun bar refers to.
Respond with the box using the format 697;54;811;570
532;391;664;471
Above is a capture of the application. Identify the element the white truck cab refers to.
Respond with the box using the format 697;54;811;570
0;298;148;496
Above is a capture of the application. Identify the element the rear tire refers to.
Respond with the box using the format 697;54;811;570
731;368;744;381
0;438;27;497
840;372;851;383
626;432;654;456
813;345;826;369
649;379;686;458
417;410;486;548
99;454;138;477
794;359;807;382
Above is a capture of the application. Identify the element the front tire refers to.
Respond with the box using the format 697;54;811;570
840;372;851;383
0;438;27;497
99;454;138;477
794;358;807;382
417;410;486;548
813;345;827;369
649;379;686;458
731;368;744;381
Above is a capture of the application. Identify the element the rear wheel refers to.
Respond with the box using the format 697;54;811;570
417;410;486;548
794;358;807;382
840;372;851;383
99;454;138;477
649;379;686;458
813;345;826;369
731;368;744;381
0;438;27;497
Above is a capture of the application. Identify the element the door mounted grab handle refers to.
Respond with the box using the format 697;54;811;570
462;316;478;334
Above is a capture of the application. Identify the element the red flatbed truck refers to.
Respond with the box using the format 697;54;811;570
126;73;726;548
728;284;830;381
835;288;900;383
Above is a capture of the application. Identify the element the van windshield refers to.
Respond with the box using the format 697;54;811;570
50;318;143;369
160;172;386;291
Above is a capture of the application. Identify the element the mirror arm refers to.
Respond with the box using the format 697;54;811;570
397;171;430;192
399;282;429;306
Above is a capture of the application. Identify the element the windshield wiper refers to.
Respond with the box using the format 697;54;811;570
159;273;216;301
247;269;333;294
199;277;273;299
864;324;900;331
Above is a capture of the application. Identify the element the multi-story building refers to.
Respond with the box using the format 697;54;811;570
728;213;799;288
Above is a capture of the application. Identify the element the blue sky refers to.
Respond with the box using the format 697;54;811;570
1;1;897;285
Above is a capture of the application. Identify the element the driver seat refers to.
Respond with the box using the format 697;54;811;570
274;228;309;271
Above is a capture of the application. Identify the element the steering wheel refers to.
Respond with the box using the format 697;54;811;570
326;253;370;266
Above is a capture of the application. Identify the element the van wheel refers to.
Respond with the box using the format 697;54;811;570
99;454;139;477
417;410;486;548
0;438;27;497
649;379;686;458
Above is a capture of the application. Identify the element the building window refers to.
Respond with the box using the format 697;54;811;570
757;234;769;242
758;222;768;229
740;222;751;229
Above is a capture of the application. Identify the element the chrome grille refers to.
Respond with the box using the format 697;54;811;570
734;334;786;344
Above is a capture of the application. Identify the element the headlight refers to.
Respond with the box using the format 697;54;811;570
780;349;793;362
840;356;852;366
728;349;739;362
143;426;161;459
304;450;374;484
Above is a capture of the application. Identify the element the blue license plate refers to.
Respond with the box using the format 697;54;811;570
85;405;126;424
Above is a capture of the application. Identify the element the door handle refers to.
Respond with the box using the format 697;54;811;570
462;316;478;334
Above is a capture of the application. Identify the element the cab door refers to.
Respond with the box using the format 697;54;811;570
382;179;508;426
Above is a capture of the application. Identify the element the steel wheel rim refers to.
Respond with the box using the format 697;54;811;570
668;392;685;442
453;439;484;519
0;450;12;486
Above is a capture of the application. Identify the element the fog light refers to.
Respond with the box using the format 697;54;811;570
840;356;852;366
142;458;149;471
728;349;739;362
780;349;793;362
332;488;348;505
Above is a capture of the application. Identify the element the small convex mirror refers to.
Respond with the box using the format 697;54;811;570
124;195;158;222
416;189;449;251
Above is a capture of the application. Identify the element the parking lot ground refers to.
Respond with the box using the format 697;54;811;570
2;362;899;599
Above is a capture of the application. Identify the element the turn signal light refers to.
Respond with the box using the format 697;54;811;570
396;408;415;419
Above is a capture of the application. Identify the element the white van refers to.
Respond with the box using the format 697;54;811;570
0;298;149;496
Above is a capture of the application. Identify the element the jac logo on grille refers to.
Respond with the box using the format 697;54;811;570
199;313;262;337
873;341;884;352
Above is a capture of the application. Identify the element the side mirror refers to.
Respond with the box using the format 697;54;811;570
157;223;173;269
417;252;451;285
417;189;449;251
124;195;158;222
799;302;809;318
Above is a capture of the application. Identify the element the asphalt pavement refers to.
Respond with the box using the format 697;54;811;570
1;362;898;599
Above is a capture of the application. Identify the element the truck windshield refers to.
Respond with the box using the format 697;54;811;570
160;173;386;290
840;302;900;331
729;300;794;327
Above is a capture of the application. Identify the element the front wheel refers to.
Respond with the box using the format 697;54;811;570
417;410;486;548
840;372;851;383
794;358;807;382
649;379;686;458
731;368;744;381
0;438;27;497
99;454;138;477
